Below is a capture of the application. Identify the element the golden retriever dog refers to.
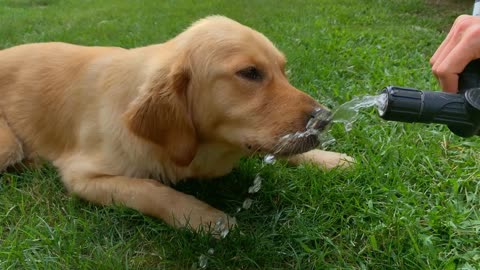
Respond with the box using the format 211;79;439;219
0;16;353;233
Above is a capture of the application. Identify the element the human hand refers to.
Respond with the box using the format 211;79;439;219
430;15;480;93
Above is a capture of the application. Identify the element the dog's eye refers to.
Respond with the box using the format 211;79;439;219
236;66;263;82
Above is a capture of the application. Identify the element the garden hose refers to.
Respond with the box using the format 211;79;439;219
377;1;480;138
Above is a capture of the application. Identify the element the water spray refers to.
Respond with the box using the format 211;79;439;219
378;1;480;138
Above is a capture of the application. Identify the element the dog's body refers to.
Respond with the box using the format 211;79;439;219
0;16;352;232
0;42;240;181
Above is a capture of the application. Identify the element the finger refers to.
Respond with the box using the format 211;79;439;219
438;73;459;93
435;39;477;92
430;29;456;66
432;70;439;84
431;23;467;68
430;15;472;66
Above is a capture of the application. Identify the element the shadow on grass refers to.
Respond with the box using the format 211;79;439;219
1;157;277;226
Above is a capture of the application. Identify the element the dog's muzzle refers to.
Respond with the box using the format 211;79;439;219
307;108;332;131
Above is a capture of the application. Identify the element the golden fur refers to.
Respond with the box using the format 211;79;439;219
0;16;353;232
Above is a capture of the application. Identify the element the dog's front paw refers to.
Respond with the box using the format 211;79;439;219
172;201;236;238
286;149;355;170
194;210;236;238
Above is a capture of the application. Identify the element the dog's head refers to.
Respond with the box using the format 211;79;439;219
124;16;331;166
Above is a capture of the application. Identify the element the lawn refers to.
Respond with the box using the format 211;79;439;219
1;0;479;269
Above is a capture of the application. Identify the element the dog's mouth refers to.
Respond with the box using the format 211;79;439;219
248;111;333;156
272;132;320;155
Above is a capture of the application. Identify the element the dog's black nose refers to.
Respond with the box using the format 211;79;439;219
309;108;332;119
307;108;332;131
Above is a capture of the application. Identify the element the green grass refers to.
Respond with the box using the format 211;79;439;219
1;0;479;269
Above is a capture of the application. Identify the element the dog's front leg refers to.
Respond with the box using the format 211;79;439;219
58;167;235;234
0;112;24;172
285;149;355;170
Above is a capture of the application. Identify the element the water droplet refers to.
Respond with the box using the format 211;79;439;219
198;254;208;269
344;122;353;132
214;218;225;232
248;175;262;193
220;227;229;238
208;248;215;255
319;132;336;148
263;154;276;164
213;217;231;238
242;198;253;209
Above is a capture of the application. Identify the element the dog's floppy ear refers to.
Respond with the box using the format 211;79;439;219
123;57;197;166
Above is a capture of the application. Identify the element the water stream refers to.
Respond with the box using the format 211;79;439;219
331;93;387;131
271;93;387;156
195;94;388;269
255;94;388;215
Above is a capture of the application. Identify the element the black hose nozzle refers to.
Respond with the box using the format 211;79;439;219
378;86;480;137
